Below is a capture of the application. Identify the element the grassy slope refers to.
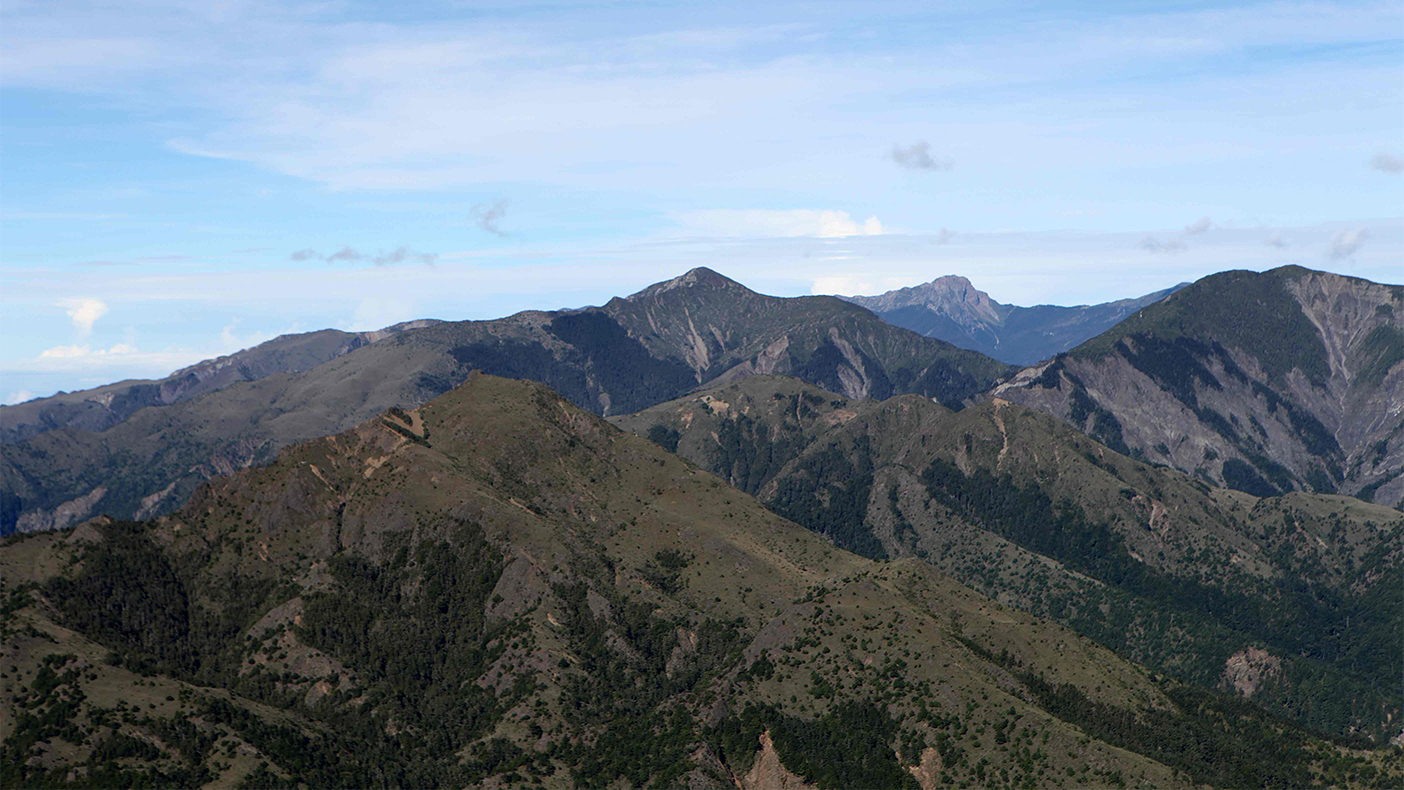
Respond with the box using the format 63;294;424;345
7;375;1394;787
617;375;1404;743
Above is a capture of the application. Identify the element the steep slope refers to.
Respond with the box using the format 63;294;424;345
842;275;1186;365
617;375;1404;743
0;321;439;445
5;374;1395;788
992;266;1404;507
606;268;1010;405
0;268;1011;535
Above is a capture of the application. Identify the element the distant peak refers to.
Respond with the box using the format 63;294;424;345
924;274;976;289
843;273;1002;322
626;267;750;300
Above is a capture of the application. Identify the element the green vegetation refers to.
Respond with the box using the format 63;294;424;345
645;424;681;453
769;438;886;559
551;580;746;788
2;653;215;788
708;702;920;789
45;521;275;680
294;521;511;767
964;638;1396;790
921;458;1404;741
1357;324;1404;387
1073;267;1330;386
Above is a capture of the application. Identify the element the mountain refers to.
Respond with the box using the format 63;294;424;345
615;374;1404;744
0;321;439;445
990;266;1404;507
4;373;1394;789
0;267;1012;536
841;275;1187;365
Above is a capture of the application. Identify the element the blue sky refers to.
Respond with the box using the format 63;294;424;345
2;0;1401;402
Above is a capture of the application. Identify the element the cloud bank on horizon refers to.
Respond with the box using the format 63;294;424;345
1;0;1400;399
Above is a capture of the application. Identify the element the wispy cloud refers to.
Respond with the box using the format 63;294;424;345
1369;152;1403;174
1264;233;1288;249
933;227;955;244
674;209;883;238
327;246;364;264
1327;228;1368;260
890;140;952;172
290;246;438;266
1183;216;1215;235
471;199;510;236
1138;236;1187;254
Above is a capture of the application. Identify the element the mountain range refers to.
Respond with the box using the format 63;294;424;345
2;261;1402;787
841;276;1188;365
1;268;1009;536
4;374;1397;788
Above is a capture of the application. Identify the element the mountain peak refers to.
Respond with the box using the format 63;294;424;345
844;274;1004;328
625;267;750;301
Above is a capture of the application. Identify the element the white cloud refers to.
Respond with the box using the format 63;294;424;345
1369;152;1403;174
1328;228;1368;260
340;298;415;331
219;321;278;353
57;297;108;336
3;390;35;405
1264;233;1288;249
673;209;884;238
810;274;914;296
26;343;209;375
933;227;955;244
39;344;93;359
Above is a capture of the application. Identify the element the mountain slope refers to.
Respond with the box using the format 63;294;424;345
992;266;1404;507
616;374;1404;743
842;275;1186;365
0;268;1011;536
0;321;439;445
5;373;1396;789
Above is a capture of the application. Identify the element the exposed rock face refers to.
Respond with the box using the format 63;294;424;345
1221;647;1283;699
843;275;1187;365
907;746;946;790
995;266;1404;506
13;485;106;533
739;732;818;790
